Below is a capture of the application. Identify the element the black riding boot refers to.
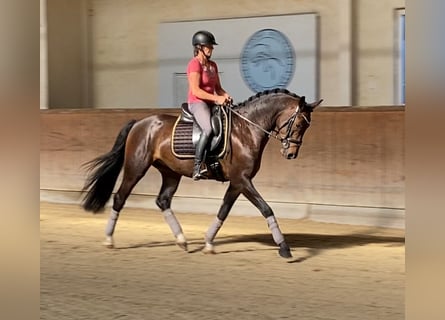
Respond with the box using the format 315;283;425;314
193;132;210;180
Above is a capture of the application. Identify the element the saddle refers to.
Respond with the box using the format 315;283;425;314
171;103;230;181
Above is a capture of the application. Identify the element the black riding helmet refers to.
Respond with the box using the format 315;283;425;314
192;30;218;47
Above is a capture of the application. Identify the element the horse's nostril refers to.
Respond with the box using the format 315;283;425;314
287;153;294;159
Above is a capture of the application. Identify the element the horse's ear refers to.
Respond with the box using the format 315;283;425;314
299;96;306;107
310;99;323;110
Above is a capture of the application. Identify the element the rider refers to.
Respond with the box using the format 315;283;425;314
187;30;231;180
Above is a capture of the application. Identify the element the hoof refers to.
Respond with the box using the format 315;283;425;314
176;240;188;252
278;242;292;259
102;236;114;248
176;234;188;252
202;243;216;255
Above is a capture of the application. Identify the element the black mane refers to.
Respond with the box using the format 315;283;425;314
235;88;301;108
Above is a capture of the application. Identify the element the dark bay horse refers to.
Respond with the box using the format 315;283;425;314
81;89;322;258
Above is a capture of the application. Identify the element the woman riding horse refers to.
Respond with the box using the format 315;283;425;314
187;30;232;180
82;89;322;258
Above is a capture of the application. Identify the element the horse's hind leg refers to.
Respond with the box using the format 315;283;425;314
156;169;188;251
103;160;150;248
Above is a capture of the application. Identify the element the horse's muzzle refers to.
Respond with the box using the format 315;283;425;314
281;138;301;159
281;147;299;159
286;152;298;159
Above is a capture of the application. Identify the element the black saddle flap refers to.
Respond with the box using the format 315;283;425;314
210;105;223;149
180;103;194;122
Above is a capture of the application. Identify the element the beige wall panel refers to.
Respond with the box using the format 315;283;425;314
356;0;405;105
47;0;88;108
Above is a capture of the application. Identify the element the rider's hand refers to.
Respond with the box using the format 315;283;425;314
215;95;228;105
223;93;233;103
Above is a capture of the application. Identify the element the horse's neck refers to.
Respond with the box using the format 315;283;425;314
241;96;285;131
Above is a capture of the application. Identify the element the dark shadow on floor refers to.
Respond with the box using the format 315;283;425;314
214;232;404;263
115;232;404;263
214;232;404;249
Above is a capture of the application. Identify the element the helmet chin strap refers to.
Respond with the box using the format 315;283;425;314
198;46;212;60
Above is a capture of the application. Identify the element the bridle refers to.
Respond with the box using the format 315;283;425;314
227;103;311;150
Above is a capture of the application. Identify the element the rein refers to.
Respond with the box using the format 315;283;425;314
227;103;310;148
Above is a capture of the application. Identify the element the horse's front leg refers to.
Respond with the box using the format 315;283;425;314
242;179;292;259
203;183;240;254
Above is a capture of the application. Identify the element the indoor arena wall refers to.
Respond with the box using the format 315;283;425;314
40;106;404;228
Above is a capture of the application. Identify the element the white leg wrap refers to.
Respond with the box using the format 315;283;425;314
266;216;285;245
205;217;223;244
162;209;183;237
105;209;119;237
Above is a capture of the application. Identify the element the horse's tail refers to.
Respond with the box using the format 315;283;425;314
81;119;138;213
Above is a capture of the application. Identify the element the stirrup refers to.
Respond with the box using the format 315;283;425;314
193;167;208;180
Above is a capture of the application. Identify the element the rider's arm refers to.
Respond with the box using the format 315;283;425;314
189;72;226;104
214;75;228;97
214;64;231;101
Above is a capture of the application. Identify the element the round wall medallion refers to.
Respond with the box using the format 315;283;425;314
240;29;295;93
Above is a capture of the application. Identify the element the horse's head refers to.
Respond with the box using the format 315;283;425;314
277;96;323;159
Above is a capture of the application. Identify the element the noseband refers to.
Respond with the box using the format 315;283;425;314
228;104;310;150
